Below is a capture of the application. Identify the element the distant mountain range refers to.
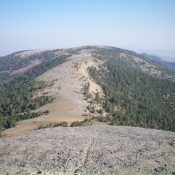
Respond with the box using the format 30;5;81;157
141;53;175;69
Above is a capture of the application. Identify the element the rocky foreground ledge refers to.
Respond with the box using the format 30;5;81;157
0;122;175;175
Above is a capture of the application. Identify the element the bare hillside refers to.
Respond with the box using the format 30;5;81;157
2;49;103;136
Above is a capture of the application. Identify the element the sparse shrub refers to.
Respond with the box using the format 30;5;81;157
71;121;83;127
43;110;49;115
71;118;93;127
97;108;103;114
36;121;68;130
87;105;95;113
37;125;46;130
53;121;68;127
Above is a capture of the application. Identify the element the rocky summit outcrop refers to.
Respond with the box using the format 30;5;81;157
0;122;175;175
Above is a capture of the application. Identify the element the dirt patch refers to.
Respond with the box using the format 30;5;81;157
2;95;84;136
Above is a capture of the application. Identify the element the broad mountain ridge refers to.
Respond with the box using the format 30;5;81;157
0;46;175;175
0;45;175;135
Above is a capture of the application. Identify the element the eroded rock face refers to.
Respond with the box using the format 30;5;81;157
0;122;175;175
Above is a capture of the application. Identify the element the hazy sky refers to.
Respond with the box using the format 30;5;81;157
0;0;175;59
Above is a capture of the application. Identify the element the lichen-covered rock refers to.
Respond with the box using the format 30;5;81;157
0;122;175;175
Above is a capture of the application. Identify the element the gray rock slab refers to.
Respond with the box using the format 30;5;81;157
0;122;175;175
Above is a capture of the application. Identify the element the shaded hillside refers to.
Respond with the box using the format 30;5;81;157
0;49;69;82
92;47;175;81
142;53;175;69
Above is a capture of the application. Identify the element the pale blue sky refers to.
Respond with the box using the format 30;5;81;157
0;0;175;59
